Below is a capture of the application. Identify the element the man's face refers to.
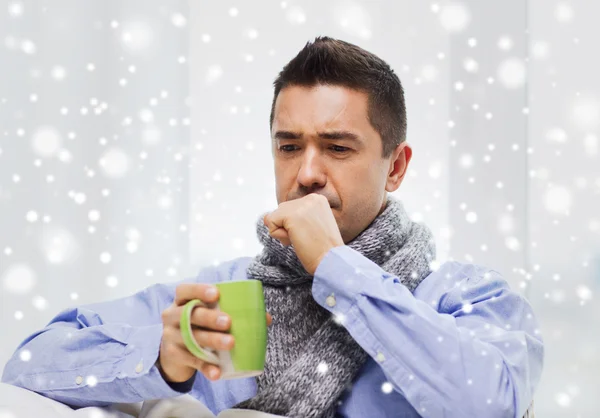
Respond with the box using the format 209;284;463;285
271;84;412;243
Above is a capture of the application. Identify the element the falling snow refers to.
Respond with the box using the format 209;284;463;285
497;58;527;89
381;382;393;394
0;2;599;416
317;362;329;374
438;3;471;32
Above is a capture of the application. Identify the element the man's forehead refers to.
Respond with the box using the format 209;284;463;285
272;85;370;134
275;84;368;111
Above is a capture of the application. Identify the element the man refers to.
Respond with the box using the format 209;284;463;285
2;36;542;417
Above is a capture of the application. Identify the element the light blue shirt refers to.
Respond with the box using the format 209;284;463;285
2;245;543;417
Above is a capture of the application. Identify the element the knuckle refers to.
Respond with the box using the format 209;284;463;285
164;343;178;357
161;325;171;339
310;193;323;202
194;328;209;345
192;307;208;326
161;308;170;322
163;326;178;342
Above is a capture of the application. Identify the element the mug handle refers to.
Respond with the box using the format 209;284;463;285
180;299;221;365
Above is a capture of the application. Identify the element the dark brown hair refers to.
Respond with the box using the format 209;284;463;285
270;36;407;158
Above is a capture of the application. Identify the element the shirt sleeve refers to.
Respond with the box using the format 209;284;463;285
312;245;544;418
0;267;220;409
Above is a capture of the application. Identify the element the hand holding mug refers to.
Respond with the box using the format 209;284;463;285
158;282;271;383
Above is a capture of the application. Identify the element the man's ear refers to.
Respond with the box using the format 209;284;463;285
385;142;412;193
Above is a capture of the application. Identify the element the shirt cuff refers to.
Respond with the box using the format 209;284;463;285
164;372;197;393
312;245;390;314
120;322;196;399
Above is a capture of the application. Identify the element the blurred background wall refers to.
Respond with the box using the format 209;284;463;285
1;1;598;416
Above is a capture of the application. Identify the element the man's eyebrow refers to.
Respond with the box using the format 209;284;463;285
274;130;362;143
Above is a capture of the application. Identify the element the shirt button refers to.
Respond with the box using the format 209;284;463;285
325;295;336;307
376;351;386;363
75;376;83;385
135;362;144;373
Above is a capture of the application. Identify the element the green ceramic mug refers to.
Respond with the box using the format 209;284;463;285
180;279;267;380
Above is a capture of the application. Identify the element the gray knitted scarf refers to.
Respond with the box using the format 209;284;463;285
233;195;436;417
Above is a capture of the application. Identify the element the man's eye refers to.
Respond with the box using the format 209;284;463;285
330;145;350;153
279;145;297;152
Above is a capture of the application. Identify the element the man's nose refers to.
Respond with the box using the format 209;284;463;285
297;148;327;190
